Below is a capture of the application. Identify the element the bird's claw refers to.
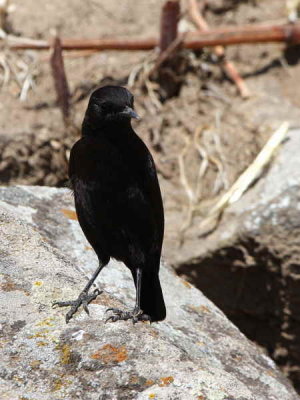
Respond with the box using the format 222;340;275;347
52;288;102;323
105;308;151;324
105;307;123;315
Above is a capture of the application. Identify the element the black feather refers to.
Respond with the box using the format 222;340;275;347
69;85;166;322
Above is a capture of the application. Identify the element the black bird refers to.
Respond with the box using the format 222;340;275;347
53;85;166;324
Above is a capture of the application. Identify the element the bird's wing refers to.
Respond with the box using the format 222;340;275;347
69;136;163;262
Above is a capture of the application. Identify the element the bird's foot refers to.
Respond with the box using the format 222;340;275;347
105;307;151;324
52;288;102;323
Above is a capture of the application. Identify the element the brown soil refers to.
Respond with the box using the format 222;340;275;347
2;0;300;392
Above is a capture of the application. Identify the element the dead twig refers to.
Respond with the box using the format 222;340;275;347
212;110;229;191
178;126;210;240
187;0;250;98
198;121;290;234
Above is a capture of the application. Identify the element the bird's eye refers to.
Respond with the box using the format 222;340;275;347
100;102;110;111
100;102;118;114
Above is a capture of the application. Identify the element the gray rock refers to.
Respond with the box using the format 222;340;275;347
176;129;300;392
0;185;298;399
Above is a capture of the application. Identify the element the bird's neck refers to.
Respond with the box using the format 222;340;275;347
81;115;133;138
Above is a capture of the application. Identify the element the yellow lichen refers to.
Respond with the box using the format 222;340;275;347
148;394;156;399
57;343;72;365
36;317;55;327
33;281;43;287
52;378;63;391
37;341;48;347
28;329;49;339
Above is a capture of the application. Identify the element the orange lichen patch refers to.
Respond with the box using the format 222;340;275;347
91;291;113;306
159;376;174;387
149;330;159;338
198;396;206;400
1;275;30;295
190;305;210;314
1;279;18;291
181;279;192;288
1;275;21;291
37;341;48;347
90;344;128;363
266;370;275;377
33;281;43;287
60;208;78;220
199;305;210;313
129;375;139;384
145;379;155;386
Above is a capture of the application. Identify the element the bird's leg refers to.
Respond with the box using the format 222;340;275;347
106;268;151;324
52;262;105;323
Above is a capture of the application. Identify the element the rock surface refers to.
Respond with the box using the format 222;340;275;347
176;128;300;392
0;186;298;400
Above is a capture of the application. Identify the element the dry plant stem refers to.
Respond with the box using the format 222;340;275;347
128;51;157;89
188;0;250;98
178;127;209;239
193;126;209;200
198;121;290;233
0;53;9;85
144;79;162;110
178;134;195;203
50;35;70;124
5;23;300;51
213;110;228;191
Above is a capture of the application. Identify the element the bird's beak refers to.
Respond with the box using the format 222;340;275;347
122;106;141;120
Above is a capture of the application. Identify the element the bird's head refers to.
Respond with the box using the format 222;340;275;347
83;86;140;133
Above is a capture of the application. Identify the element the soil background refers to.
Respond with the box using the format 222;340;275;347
2;0;300;393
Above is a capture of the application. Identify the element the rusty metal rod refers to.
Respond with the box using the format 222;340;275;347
188;0;250;98
159;0;180;52
4;23;300;51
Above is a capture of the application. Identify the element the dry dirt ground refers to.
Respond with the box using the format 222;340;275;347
2;0;300;391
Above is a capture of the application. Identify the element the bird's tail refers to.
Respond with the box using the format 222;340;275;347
132;269;166;322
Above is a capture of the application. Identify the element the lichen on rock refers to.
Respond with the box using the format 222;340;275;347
0;185;298;399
